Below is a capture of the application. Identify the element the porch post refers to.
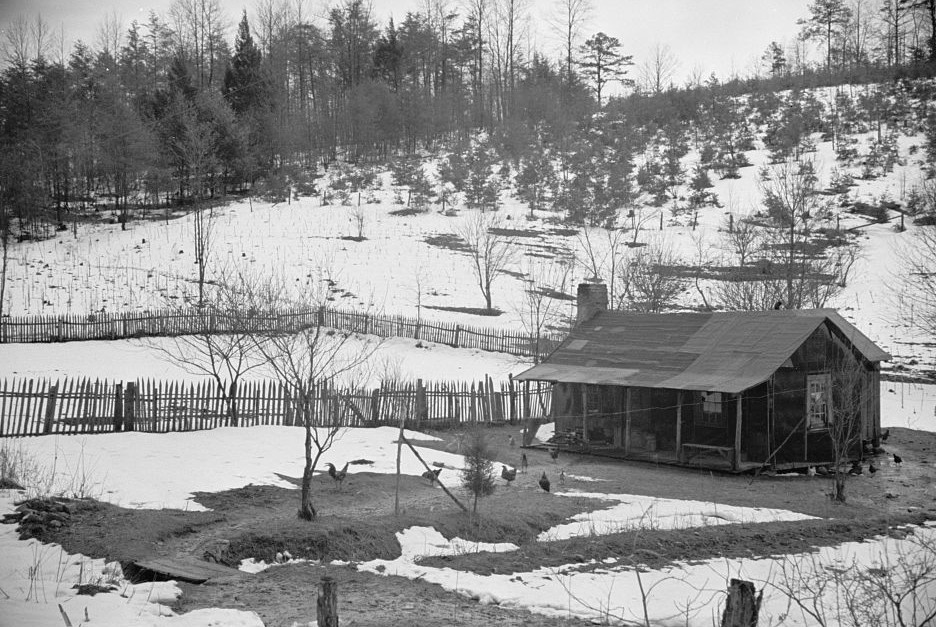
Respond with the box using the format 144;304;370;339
733;391;743;471
624;387;632;455
675;391;683;462
581;384;588;443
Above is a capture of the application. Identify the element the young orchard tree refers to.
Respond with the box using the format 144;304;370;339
146;267;267;426
248;270;380;521
578;32;633;107
461;427;496;518
457;211;518;311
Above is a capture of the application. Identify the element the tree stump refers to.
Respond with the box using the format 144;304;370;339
317;575;338;627
721;578;762;627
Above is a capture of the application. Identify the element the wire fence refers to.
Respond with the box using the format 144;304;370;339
0;376;553;437
0;305;564;359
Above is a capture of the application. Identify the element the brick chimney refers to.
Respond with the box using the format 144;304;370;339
576;282;608;325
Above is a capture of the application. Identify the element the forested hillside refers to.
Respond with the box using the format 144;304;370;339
2;0;936;229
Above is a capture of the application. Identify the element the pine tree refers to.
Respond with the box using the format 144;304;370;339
461;428;496;517
223;11;264;116
578;32;632;106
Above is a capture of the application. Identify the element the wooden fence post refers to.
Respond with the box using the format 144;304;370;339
721;579;762;627
316;575;338;627
453;325;461;348
124;382;137;432
415;379;427;428
113;383;124;432
43;383;59;434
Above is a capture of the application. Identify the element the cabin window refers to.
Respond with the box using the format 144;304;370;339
697;391;725;427
586;385;602;413
807;373;831;430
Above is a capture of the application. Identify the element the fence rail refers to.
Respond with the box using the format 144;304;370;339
0;306;564;359
0;376;552;437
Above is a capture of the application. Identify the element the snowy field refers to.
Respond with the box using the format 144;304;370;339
2;421;932;627
360;521;936;626
0;335;526;387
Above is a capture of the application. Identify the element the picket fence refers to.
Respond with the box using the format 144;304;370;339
0;376;552;437
0;306;564;359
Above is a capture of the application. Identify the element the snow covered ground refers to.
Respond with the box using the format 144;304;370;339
360;521;936;626
0;335;526;387
3;426;463;509
2;411;934;626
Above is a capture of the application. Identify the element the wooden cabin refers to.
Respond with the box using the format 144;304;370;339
514;283;890;472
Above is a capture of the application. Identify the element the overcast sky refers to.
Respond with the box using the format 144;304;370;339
0;0;812;82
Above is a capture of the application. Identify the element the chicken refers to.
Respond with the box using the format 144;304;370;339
520;453;528;473
816;465;829;476
422;467;443;484
559;469;566;485
508;435;516;447
894;453;903;465
869;460;879;475
538;471;550;493
881;428;890;442
325;462;349;490
501;465;517;485
806;466;816;477
848;461;863;476
549;447;559;461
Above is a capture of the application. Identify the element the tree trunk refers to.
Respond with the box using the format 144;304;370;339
721;579;762;627
833;470;847;502
298;420;317;520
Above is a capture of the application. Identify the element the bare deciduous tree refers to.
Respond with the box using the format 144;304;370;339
517;255;573;363
457;211;517;311
550;0;593;84
146;267;267;426
899;214;936;338
638;43;679;94
248;270;380;520
576;226;627;308
621;238;687;313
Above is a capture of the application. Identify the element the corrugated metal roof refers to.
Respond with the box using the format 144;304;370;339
514;309;890;394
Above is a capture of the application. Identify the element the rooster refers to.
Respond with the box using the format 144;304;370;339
501;465;517;486
422;467;443;485
538;471;550;493
325;462;349;490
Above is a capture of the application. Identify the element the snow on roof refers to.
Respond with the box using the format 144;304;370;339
514;309;890;394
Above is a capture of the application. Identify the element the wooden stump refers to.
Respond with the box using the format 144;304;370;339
721;578;762;627
317;575;338;627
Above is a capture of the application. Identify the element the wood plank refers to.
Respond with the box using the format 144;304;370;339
132;557;244;584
